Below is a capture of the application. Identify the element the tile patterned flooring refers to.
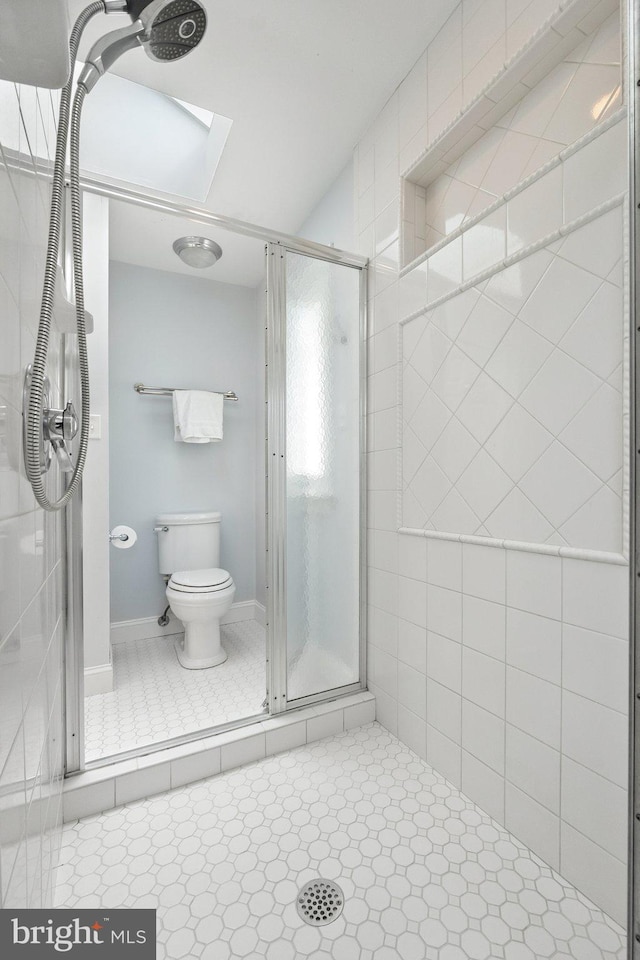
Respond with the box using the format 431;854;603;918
56;722;626;960
84;621;266;762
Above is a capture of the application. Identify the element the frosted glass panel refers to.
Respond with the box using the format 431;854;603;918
285;251;361;701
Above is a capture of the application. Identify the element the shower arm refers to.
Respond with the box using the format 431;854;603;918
78;21;146;93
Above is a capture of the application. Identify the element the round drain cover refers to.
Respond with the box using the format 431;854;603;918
296;878;345;926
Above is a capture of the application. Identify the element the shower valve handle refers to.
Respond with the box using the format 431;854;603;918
46;401;79;474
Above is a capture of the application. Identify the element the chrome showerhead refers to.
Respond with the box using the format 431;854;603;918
130;0;207;63
78;0;207;92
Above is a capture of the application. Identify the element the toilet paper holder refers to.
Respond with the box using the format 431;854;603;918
109;524;137;549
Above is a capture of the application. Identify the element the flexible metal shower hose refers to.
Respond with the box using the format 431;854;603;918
25;1;105;511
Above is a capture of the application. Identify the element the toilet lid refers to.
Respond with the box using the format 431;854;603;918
169;568;233;593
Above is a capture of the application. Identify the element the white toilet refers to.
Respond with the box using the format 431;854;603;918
156;511;236;669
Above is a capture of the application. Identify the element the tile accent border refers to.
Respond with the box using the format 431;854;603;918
398;526;627;565
397;193;629;564
61;692;376;822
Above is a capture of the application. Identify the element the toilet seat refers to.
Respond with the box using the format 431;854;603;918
169;568;233;594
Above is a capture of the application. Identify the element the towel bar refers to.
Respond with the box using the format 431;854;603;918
133;383;238;400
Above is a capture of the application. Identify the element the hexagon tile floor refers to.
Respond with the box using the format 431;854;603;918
55;723;626;960
84;620;266;762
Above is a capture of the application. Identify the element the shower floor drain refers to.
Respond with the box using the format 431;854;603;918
296;879;345;926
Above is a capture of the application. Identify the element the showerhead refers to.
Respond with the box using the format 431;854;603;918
129;0;207;63
78;0;207;92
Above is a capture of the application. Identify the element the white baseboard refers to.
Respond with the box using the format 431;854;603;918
254;601;266;626
222;600;264;625
111;600;265;646
84;662;114;696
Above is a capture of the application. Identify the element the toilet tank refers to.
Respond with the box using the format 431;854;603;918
156;511;221;575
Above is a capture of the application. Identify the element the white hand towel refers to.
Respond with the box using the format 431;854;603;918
173;390;224;443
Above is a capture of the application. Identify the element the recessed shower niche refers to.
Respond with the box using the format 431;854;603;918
78;192;366;767
400;0;621;271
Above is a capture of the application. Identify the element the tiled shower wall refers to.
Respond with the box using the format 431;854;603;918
0;83;66;907
356;0;629;924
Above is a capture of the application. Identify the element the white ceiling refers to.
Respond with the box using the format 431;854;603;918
108;198;266;286
72;0;457;238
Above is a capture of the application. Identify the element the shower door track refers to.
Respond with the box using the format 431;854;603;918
63;180;368;776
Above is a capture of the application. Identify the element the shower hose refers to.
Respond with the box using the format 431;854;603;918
25;1;106;511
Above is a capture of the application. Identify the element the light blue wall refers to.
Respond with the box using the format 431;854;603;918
109;262;260;623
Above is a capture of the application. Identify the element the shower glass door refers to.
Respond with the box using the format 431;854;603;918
267;244;365;709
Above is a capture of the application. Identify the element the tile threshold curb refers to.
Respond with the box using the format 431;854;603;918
61;692;376;821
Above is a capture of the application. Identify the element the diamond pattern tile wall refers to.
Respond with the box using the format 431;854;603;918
401;204;624;553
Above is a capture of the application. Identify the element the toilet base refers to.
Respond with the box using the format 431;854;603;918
174;636;228;670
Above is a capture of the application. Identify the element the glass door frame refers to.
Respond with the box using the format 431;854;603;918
265;241;368;716
630;0;639;952
62;177;368;775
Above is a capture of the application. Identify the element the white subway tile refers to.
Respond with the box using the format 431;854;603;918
505;724;560;813
62;780;116;823
265;721;307;757
427;238;463;301
507;165;563;255
462;700;505;775
506;608;561;685
562;691;627;788
344;698;376;730
115;764;171;807
398;534;427;580
369;683;398;736
369;606;399;657
461;751;505;823
306;705;345;738
561;757;627;862
462;543;506;603
398;662;427;719
505;783;560;871
220;733;266;772
561;822;626;926
368;645;398;700
463;596;505;660
562;623;628;713
170;748;221;789
398;576;427;628
506;551;561;620
398;618;427;674
562;558;628;640
506;666;560;748
462;648;505;717
427;725;461;788
427;585;462;641
563;120;627;222
428;631;462;693
462;207;507;280
427;539;462;591
397;705;427;760
427;678;461;743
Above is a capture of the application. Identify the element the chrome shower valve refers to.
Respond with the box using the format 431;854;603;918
23;365;79;476
46;401;79;473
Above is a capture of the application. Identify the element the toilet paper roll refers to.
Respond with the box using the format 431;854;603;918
110;525;137;549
